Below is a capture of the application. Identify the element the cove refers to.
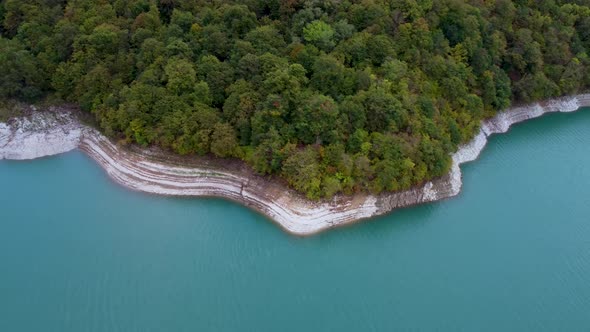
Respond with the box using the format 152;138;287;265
1;109;590;331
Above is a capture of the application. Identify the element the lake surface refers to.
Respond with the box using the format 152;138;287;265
1;109;589;331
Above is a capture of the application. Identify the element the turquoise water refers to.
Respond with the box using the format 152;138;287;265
1;110;590;331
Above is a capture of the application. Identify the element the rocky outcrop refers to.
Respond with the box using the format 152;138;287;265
0;110;84;160
1;95;589;235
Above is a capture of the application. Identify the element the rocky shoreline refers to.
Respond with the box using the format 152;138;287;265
1;94;589;235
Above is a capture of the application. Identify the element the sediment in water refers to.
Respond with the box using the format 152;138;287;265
1;95;589;235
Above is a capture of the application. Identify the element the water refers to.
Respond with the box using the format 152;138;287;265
1;109;589;331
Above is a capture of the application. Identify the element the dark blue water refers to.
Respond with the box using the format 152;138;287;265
1;110;589;331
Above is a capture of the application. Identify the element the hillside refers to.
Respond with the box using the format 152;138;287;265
2;0;589;198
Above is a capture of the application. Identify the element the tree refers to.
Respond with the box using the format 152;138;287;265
310;55;356;100
251;127;284;174
198;24;231;59
419;135;450;177
262;63;307;101
360;86;407;133
164;58;196;95
367;35;395;66
293;93;339;144
282;147;322;199
245;25;286;55
303;20;335;51
223;80;259;144
221;4;257;38
211;122;240;158
322;176;342;198
86;24;125;57
196;55;234;106
0;38;44;100
136;38;164;71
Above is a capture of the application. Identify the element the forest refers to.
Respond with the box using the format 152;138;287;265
2;0;590;199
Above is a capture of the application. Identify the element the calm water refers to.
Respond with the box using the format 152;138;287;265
1;110;590;331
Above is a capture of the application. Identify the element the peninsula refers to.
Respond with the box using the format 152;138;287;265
2;95;588;235
2;1;590;233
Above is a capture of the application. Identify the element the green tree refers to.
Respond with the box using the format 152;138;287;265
0;38;44;100
303;20;335;51
245;25;286;55
164;58;196;95
211;122;240;158
251;127;284;174
293;93;339;144
196;55;234;106
282;147;322;199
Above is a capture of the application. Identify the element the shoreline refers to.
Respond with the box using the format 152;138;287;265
1;94;589;235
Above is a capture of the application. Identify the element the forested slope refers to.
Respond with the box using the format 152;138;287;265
2;0;590;198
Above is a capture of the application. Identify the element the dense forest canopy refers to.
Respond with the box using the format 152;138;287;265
2;0;590;199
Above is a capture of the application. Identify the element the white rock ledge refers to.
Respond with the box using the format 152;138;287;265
1;95;589;235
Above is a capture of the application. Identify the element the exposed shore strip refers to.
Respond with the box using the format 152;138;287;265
1;95;589;235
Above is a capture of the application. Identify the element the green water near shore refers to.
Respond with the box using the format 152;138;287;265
1;109;589;331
